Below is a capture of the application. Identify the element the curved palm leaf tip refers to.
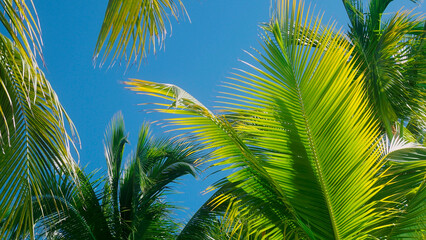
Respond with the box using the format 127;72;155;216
0;0;43;67
126;0;426;238
94;0;188;68
342;0;425;138
375;136;426;239
0;1;78;239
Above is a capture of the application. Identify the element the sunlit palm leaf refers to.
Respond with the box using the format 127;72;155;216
178;181;308;240
0;34;77;239
0;1;51;136
126;79;307;239
94;0;187;68
0;0;43;67
124;0;415;238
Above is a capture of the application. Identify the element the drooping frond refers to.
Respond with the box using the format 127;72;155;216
0;34;77;239
94;0;188;68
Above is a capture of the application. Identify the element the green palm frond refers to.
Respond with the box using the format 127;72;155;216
177;184;233;240
373;136;426;238
125;0;426;238
94;0;188;68
0;0;43;68
3;168;111;240
123;122;201;239
343;0;425;136
0;2;79;238
0;34;77;239
178;181;308;240
126;79;305;239
103;112;128;239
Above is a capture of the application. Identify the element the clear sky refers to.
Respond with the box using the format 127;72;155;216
34;0;424;223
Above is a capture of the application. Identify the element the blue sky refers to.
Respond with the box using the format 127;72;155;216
35;0;424;222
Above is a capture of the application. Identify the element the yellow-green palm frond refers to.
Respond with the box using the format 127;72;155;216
0;34;78;239
126;79;304;239
0;0;43;67
94;0;187;68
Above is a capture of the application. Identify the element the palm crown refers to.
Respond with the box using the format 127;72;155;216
5;113;201;239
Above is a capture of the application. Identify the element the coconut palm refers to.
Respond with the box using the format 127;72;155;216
4;113;201;239
125;0;426;238
0;1;77;239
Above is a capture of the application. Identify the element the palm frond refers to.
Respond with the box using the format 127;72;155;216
344;0;425;136
3;168;111;240
94;0;188;68
109;119;201;239
103;112;128;239
126;78;305;239
124;0;408;238
373;136;426;238
0;34;77;239
0;0;43;68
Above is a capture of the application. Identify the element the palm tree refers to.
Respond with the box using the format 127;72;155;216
125;0;426;238
5;113;201;239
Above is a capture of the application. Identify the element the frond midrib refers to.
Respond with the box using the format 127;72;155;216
295;82;340;239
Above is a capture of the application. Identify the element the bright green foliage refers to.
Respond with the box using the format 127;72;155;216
0;1;77;239
126;0;426;239
3;113;201;239
94;0;188;67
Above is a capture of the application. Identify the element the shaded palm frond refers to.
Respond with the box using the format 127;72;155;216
371;136;426;238
122;122;201;239
102;112;127;239
343;0;425;136
3;168;111;240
